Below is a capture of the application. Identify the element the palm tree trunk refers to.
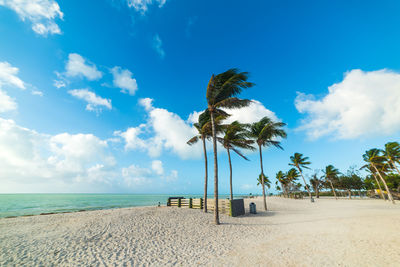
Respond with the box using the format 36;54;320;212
298;168;313;202
227;147;233;201
258;145;267;211
389;159;400;176
329;180;337;200
348;189;351;199
202;136;208;213
210;110;219;224
372;164;395;204
281;183;288;198
372;172;385;200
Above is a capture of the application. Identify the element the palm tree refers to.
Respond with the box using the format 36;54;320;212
289;153;313;202
286;168;300;197
187;110;213;212
322;165;340;200
250;116;287;211
257;173;271;189
218;121;255;200
362;149;395;204
383;142;400;175
276;171;288;197
206;68;254;225
309;172;323;198
363;165;385;200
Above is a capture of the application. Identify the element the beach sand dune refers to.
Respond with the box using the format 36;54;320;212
0;197;399;266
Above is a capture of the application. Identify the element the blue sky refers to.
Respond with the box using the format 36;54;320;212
1;0;400;194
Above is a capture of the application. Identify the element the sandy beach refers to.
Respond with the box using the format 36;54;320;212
0;197;399;266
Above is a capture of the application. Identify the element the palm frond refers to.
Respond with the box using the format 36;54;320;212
187;135;200;145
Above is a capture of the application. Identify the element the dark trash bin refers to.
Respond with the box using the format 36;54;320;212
249;202;256;214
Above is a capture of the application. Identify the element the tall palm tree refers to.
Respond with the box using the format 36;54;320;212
250;116;287;211
206;68;254;225
383;142;400;175
362;149;395;204
187;110;214;212
289;153;313;202
363;165;385;200
276;171;288;197
286;168;300;196
218;121;255;200
322;165;340;200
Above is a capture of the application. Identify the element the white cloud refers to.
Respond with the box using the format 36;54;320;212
188;100;279;124
139;97;153;111
48;133;114;174
0;90;17;113
110;66;138;95
0;117;180;192
68;89;112;112
224;100;279;124
152;34;165;58
53;79;66;88
65;53;102;80
117;98;202;159
0;61;26;113
295;69;400;140
0;61;25;89
151;160;164;175
0;118;115;185
114;124;162;157
126;0;167;14
31;90;43;96
141;98;201;159
122;160;177;187
0;0;63;35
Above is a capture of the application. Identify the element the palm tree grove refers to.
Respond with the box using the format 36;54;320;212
187;68;400;225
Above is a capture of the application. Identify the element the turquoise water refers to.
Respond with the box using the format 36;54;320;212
0;194;241;218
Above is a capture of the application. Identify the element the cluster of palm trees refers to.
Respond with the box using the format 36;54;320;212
360;142;400;204
273;153;315;202
187;68;286;225
276;142;400;205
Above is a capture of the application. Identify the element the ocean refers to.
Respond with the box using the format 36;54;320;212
0;194;244;218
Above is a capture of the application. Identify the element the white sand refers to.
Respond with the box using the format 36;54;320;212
0;197;399;266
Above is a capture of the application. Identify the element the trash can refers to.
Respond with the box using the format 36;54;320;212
249;202;256;214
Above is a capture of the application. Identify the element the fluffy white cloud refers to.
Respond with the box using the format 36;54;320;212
0;0;63;35
68;89;112;112
126;0;166;14
151;160;164;175
117;98;202;159
65;53;102;80
110;66;138;95
122;160;177;187
0;117;180;192
0;61;26;113
0;118;115;185
295;69;400;140
0;61;25;89
0;90;17;113
224;100;279;124
152;34;165;58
